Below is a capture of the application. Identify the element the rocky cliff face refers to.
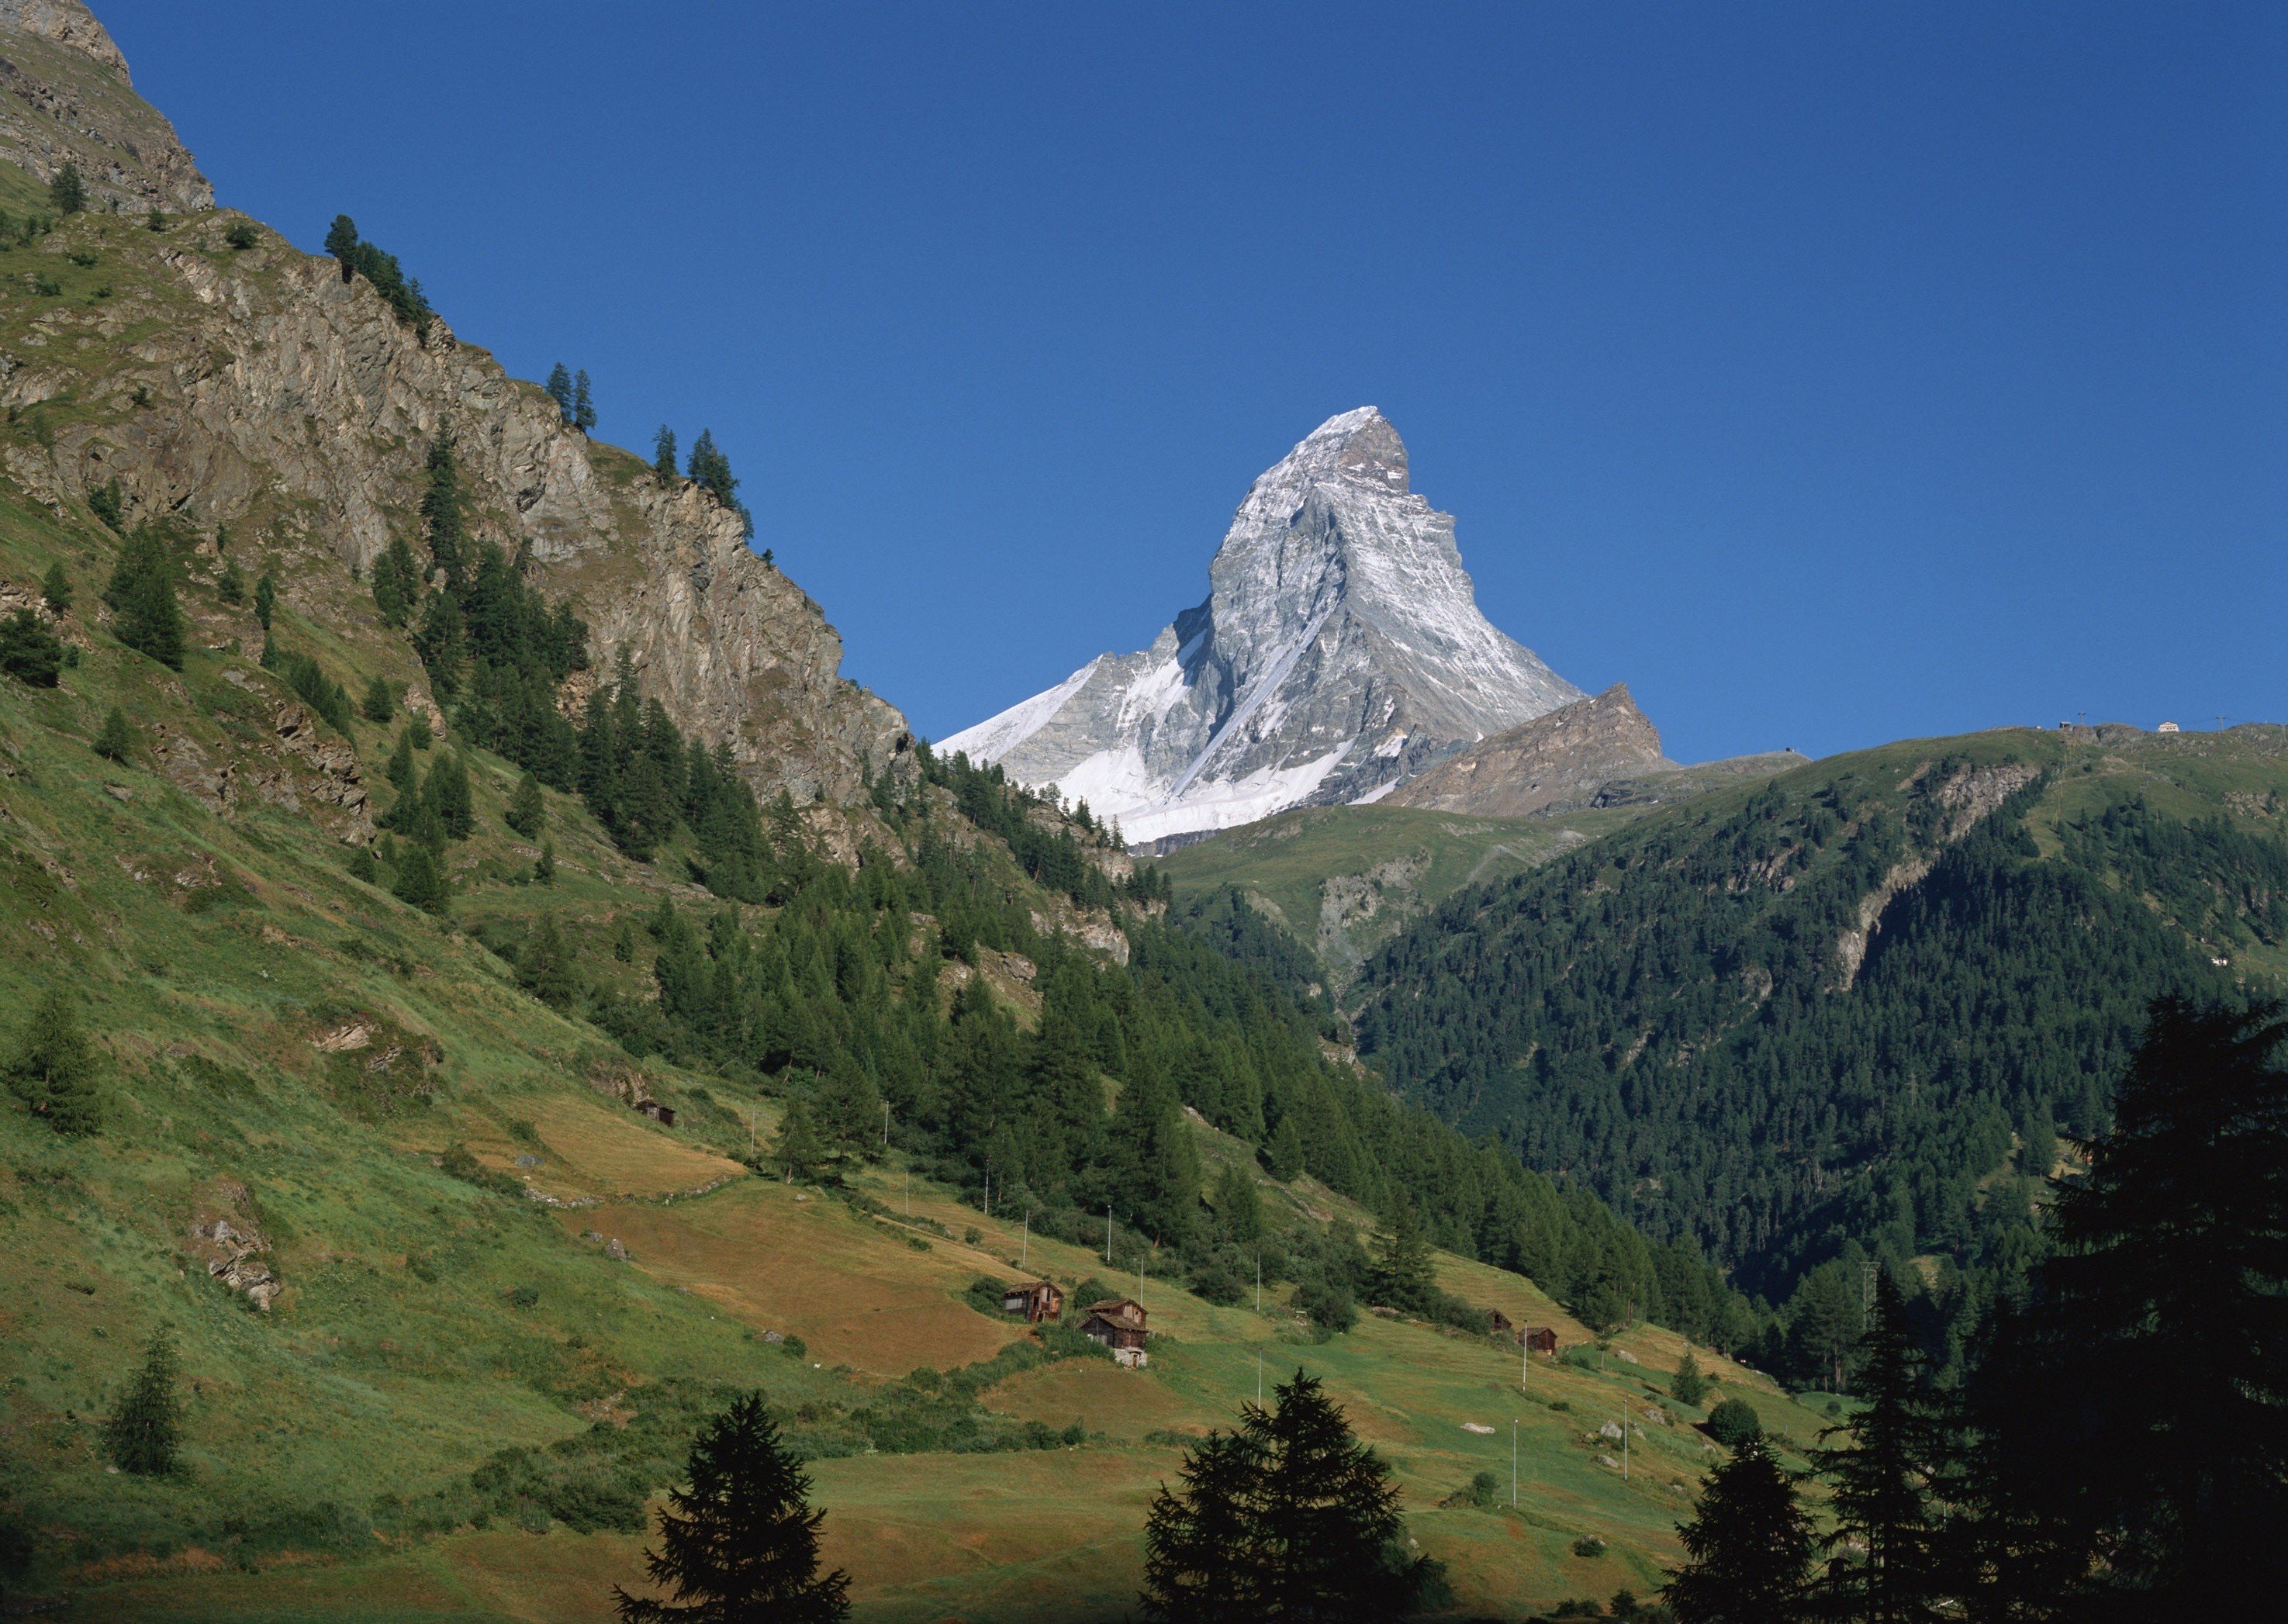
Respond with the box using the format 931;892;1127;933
943;408;1585;843
1388;683;1671;817
0;6;905;809
0;1;211;212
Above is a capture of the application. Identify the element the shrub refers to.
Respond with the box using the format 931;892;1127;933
1295;1279;1357;1333
92;706;137;764
225;218;257;251
1571;1536;1607;1559
1706;1397;1763;1449
1671;1349;1709;1408
48;163;84;215
87;477;123;531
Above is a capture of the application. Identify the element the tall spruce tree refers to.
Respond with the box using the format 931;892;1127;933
506;770;546;838
1369;1199;1439;1318
1143;1370;1430;1622
103;1331;181;1476
1664;1440;1815;1623
1818;1271;1945;1623
3;990;101;1135
103;526;185;669
92;706;136;765
1958;997;2288;1619
49;162;84;216
613;1391;848;1623
573;369;596;433
545;363;575;424
39;561;72;612
392;842;448;915
253;569;275;630
324;214;359;280
371;533;420;626
653;426;678;482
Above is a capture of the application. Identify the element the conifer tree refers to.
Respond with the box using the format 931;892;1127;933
416;589;467;698
217;560;244;604
86;477;123;531
385;727;417;796
520;916;579;1008
775;1100;828;1183
3;990;101;1135
104;527;185;669
1369;1199;1439;1317
534;839;557;886
40;561;71;612
423;751;474;841
372;534;420;626
653;426;678;482
362;675;396;724
103;1331;181;1477
506;770;546;838
253;569;275;630
324;214;359;281
573;369;596;433
1142;1370;1429;1622
1817;1271;1944;1623
49;163;84;216
392;841;448;914
1663;1440;1814;1623
1958;996;2288;1615
421;432;467;588
1671;1349;1709;1410
92;706;136;765
613;1390;848;1623
0;611;63;688
1215;1163;1263;1246
546;363;575;424
1265;1114;1305;1182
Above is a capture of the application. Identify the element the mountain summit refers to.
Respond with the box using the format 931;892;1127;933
942;408;1585;843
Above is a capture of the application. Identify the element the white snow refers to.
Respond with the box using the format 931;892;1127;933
1350;779;1399;805
939;657;1100;762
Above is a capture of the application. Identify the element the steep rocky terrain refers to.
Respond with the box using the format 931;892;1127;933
0;6;904;815
0;0;209;212
1388;682;1671;817
944;407;1587;844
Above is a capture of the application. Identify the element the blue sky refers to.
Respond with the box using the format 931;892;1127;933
98;2;2284;762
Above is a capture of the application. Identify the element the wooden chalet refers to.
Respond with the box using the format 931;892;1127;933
1524;1326;1558;1354
1081;1297;1151;1367
1489;1310;1514;1334
1001;1280;1066;1323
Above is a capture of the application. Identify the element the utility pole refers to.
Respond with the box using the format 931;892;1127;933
1512;1418;1519;1509
1255;1254;1262;1314
1622;1402;1630;1481
1256;1352;1263;1408
1521;1324;1529;1393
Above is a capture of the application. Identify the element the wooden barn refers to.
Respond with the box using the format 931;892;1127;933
1490;1310;1514;1335
634;1099;676;1127
1525;1326;1558;1355
1081;1297;1151;1368
1001;1280;1066;1323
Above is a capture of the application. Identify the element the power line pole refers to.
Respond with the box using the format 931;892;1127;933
1512;1418;1519;1509
1255;1253;1262;1314
1521;1324;1529;1394
882;1101;890;1152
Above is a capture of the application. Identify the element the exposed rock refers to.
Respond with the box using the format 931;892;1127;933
945;408;1586;842
148;722;231;810
0;2;212;211
1389;684;1671;817
185;1178;278;1311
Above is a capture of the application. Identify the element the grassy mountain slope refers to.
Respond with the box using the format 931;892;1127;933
1351;724;2288;1325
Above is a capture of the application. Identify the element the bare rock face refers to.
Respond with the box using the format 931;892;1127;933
1388;683;1671;817
0;2;213;211
945;408;1585;843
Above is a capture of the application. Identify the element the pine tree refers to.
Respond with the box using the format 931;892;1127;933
1817;1271;1944;1623
653;426;678;482
92;706;137;765
324;214;359;281
1672;1349;1709;1410
372;534;420;627
0;611;63;688
392;842;448;914
104;527;185;669
1958;997;2288;1615
613;1390;848;1623
534;839;557;886
1369;1199;1439;1318
573;369;596;434
420;432;467;589
362;675;396;724
775;1099;828;1183
1215;1163;1264;1246
416;589;467;698
520;916;580;1008
423;751;473;841
217;560;244;604
506;770;546;838
253;569;275;630
103;1331;181;1477
546;363;575;424
1143;1370;1429;1622
86;477;123;531
1264;1114;1305;1183
49;163;84;216
39;561;71;612
3;990;101;1135
385;727;417;796
1663;1441;1815;1623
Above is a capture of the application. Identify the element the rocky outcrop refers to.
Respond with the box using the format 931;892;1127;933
0;182;905;809
1389;683;1671;817
944;408;1585;843
0;2;211;211
185;1178;279;1311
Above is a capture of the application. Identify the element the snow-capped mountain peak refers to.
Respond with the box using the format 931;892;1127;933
941;408;1585;845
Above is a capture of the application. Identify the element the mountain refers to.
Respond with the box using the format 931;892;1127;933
942;407;1586;845
0;11;1782;1612
1350;723;2288;1332
0;0;210;212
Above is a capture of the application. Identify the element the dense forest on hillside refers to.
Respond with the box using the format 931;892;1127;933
1350;736;2286;1363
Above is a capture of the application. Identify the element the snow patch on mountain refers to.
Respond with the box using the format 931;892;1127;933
941;408;1585;841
